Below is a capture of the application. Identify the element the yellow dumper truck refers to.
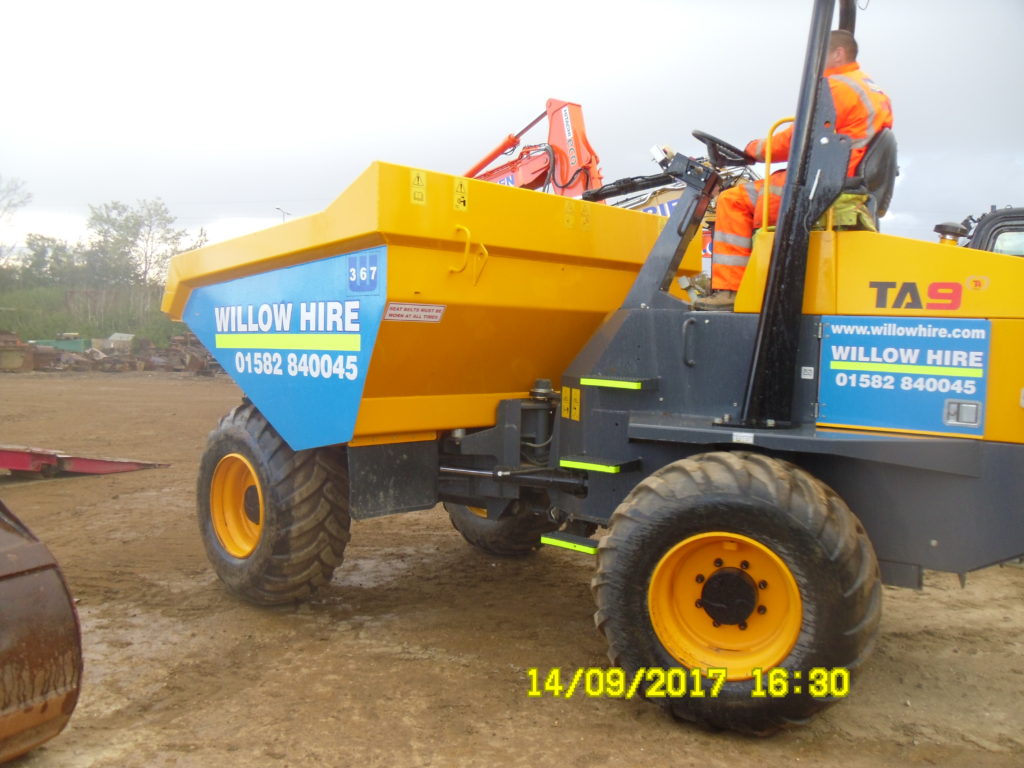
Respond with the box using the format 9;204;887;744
163;0;1024;733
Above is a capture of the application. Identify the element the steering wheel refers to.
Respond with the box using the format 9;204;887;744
692;130;756;168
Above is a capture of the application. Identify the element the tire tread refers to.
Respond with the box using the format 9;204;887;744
592;451;880;735
198;403;351;605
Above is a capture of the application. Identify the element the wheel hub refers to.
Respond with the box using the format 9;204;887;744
700;567;757;625
648;532;803;679
210;453;264;559
243;486;261;524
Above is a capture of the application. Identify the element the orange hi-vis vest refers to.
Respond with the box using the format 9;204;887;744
746;62;894;175
710;62;895;292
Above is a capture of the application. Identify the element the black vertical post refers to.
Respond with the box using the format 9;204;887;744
740;0;850;427
838;0;856;34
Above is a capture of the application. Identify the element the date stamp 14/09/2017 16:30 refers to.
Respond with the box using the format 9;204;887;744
526;667;851;700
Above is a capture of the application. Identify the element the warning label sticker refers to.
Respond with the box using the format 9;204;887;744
384;303;445;322
454;179;468;212
410;169;427;206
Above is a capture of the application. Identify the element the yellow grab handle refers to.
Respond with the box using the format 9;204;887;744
451;225;489;285
761;116;794;227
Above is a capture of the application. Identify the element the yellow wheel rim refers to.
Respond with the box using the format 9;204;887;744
648;532;802;680
210;453;264;558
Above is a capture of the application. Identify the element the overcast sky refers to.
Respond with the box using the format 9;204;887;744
2;0;1022;252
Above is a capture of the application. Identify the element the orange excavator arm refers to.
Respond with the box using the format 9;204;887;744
465;98;604;199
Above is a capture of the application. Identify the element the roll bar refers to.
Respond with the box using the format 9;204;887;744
741;0;856;427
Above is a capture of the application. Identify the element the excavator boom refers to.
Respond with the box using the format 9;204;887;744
466;98;603;198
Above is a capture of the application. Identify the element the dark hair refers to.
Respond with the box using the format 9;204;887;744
829;29;858;61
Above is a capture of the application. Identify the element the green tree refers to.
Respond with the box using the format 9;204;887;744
0;175;31;221
20;234;79;285
0;174;32;267
86;198;190;285
86;201;144;285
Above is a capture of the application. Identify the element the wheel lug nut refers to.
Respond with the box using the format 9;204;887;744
695;599;703;608
757;605;767;615
695;574;705;584
713;558;724;567
738;621;748;631
758;580;768;589
740;560;750;570
712;620;721;628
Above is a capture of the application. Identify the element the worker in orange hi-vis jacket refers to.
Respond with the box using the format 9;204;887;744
697;29;894;311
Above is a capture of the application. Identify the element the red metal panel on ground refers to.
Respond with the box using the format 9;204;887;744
56;455;162;474
0;449;59;474
0;445;166;476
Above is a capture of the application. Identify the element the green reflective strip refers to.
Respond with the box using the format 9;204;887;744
541;535;598;555
829;361;983;378
580;378;643;390
560;459;621;473
215;333;361;351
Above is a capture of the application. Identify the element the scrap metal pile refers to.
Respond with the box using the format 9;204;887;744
0;331;220;374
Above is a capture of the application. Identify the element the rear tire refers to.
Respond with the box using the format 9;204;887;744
445;498;558;557
592;451;880;734
197;402;351;605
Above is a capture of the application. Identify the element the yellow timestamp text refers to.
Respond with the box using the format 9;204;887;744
526;666;727;699
525;666;851;699
750;666;850;698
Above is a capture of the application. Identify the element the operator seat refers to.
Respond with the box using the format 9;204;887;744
840;127;898;223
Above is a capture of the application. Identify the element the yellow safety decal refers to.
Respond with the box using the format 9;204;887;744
560;459;620;474
215;333;361;352
580;377;643;390
564;199;577;228
540;535;598;555
830;361;983;378
561;389;571;419
570;387;581;421
454;179;468;212
410;169;427;206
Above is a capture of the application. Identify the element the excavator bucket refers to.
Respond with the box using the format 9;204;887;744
0;499;82;763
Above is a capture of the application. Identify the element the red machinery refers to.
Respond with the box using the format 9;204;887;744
465;98;604;198
0;445;166;478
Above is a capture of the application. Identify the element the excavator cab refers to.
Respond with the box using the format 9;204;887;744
965;206;1024;255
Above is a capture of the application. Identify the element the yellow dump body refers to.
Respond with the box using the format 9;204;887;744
164;162;699;449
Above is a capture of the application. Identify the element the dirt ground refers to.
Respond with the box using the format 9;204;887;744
1;371;1021;768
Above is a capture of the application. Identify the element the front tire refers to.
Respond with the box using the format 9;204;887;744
197;402;351;605
592;451;880;734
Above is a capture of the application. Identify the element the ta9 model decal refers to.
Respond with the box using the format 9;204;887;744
869;281;963;310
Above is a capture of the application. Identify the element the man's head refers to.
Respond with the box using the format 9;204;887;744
828;29;858;67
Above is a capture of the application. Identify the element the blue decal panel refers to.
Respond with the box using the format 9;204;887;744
183;246;387;450
818;316;990;437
